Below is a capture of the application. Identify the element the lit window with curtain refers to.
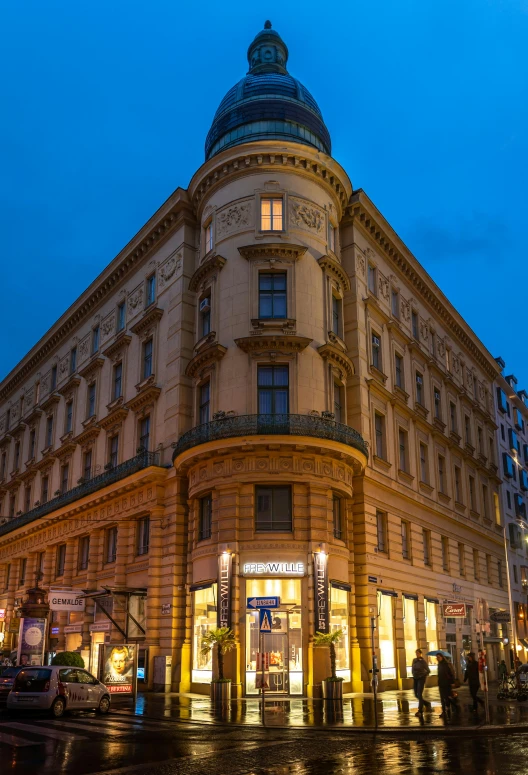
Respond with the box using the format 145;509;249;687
260;197;283;231
257;365;289;415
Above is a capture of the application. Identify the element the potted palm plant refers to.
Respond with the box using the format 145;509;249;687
313;629;344;700
201;626;236;702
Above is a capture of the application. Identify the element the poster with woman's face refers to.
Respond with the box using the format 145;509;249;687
102;644;136;694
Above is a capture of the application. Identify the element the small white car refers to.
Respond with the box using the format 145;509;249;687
7;666;111;717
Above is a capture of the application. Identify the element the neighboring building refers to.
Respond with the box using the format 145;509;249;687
494;359;528;662
0;22;510;695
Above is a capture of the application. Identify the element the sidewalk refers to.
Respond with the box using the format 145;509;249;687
112;685;528;734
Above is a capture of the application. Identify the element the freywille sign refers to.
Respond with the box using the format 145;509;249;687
442;603;466;618
242;562;305;576
218;553;232;628
313;552;329;633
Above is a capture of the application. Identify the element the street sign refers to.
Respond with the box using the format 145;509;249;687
247;597;280;609
256;652;270;670
490;609;511;623
259;609;272;632
256;673;269;689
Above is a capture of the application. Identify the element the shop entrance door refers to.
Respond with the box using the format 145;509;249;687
246;605;303;695
264;625;289;693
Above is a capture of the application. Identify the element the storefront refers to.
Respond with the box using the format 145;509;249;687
377;590;397;684
191;582;218;685
403;594;418;679
425;598;439;675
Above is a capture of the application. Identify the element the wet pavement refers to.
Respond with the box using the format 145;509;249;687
2;687;528;775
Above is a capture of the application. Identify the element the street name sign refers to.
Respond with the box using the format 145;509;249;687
247;597;280;609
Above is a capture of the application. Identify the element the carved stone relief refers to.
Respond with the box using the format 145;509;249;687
378;274;389;300
101;312;115;340
159;253;182;287
79;334;90;361
127;285;143;315
215;202;253;238
355;251;365;276
58;356;69;378
289;197;324;234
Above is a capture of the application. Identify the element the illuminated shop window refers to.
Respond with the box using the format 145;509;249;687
403;596;417;677
192;585;217;684
330;585;350;681
377;591;396;680
425;600;438;675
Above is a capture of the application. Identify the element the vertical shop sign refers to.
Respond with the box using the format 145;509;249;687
218;552;232;629
313;552;329;633
17;618;47;666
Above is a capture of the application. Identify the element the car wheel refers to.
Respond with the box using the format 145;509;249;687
50;698;66;718
97;696;110;715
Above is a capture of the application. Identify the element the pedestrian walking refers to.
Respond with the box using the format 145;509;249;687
412;648;432;716
464;652;484;712
498;659;508;689
437;654;456;719
478;649;487;693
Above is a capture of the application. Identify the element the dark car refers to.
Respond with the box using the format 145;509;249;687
0;667;24;709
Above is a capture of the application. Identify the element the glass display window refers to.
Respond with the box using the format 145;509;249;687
192;584;217;683
329;585;350;680
403;597;417;676
425;600;438;674
378;592;396;680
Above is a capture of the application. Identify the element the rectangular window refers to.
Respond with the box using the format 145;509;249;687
87;383;96;418
205;222;213;253
255;485;292;532
113;362;123;400
378;592;396;680
29;428;36;459
458;543;465;576
41;475;49;504
201;297;211;337
192;584;218;682
199;381;210;425
260;197;283;231
454;466;462;503
367;264;377;295
449;402;457;433
482;484;489;519
403;596;418;676
398;429;408;472
24;486;31;512
371;332;381;371
332;295;341;336
146;274;156;306
139;416;150;451
473;549;480;580
105;527;118;564
497;387;509;414
51;364;58;390
376;511;387;553
65;400;73;433
441;536;449;571
70;347;77;375
464;415;471;445
401;520;410;559
423;529;431;566
498;559;503;587
333;383;343;423
137;516;150;556
503;453;515;479
333;496;343;540
391;289;400;318
419;443;428;483
501;424;505;441
19;557;27;586
507;490;512;509
395;353;404;389
199;494;212;540
92;326;100;354
411;310;419;339
14;441;20;470
513;564;519;583
425;601;438;673
438;455;446;493
109;434;119;468
374;413;385;459
486;554;492;583
56;543;66;577
257;365;289;415
415;372;423;405
142;339;153;379
8;495;15;518
258;273;287;319
430;331;436;358
469;475;476;511
0;452;5;480
83;449;92;481
477;426;483;454
117;301;126;332
434;388;441;420
61;463;69;493
78;536;90;570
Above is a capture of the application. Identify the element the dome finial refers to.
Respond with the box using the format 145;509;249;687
264;20;272;29
247;21;289;75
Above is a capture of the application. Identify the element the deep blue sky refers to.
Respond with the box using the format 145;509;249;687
2;1;527;387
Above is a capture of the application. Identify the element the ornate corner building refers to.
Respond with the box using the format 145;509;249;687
0;22;510;695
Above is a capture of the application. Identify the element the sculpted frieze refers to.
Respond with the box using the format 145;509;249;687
101;312;115;340
289;197;324;234
127;285;143;315
215;201;253;238
159;253;182;287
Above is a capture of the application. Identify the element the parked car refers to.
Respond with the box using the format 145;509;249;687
0;666;24;709
7;666;111;717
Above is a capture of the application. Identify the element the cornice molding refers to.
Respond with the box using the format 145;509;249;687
189;254;227;293
235;335;312;356
125;385;161;414
73;425;101;447
130;307;164;337
102;334;132;361
78;357;105;381
238;242;307;263
55;442;77;461
317;255;351;292
98;407;129;431
0;190;194;403
57;376;82;396
40;394;61;413
185;343;228;379
344;193;500;382
317;343;355;378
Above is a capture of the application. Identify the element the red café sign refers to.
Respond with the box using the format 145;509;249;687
442;602;466;618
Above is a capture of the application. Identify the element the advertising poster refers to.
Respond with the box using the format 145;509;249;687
102;643;137;695
17;617;47;666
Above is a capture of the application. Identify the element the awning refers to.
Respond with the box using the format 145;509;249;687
425;597;439;604
190;581;215;592
79;587;147;639
331;581;351;592
520;639;528;649
403;593;419;601
378;589;398;597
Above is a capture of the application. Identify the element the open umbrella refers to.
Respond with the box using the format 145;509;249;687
427;649;452;658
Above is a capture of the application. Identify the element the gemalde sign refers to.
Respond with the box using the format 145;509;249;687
49;591;85;612
442;603;466;618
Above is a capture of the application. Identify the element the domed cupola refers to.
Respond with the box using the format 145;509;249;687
205;21;331;160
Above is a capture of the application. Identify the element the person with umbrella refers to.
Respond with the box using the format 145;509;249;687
412;648;432;716
433;651;457;719
464;652;484;713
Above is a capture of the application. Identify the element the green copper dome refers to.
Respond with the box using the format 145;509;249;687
205;22;331;160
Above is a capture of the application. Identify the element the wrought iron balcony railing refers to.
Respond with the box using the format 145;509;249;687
172;413;369;460
0;450;162;538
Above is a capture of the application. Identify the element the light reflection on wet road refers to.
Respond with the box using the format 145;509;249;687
1;711;528;774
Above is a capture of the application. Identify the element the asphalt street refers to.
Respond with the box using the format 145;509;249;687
2;710;528;775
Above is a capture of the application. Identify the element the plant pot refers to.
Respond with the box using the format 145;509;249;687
321;679;343;700
210;680;231;702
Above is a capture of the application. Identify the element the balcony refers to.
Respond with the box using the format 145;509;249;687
0;451;162;538
172;413;369;460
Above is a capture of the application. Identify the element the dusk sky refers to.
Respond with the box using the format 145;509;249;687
2;1;527;386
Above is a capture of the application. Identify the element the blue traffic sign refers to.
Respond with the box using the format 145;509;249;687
247;596;280;610
259;608;273;632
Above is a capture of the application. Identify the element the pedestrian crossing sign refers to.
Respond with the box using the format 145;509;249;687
260;608;272;632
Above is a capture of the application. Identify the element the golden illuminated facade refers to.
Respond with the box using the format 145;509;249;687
0;23;509;695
